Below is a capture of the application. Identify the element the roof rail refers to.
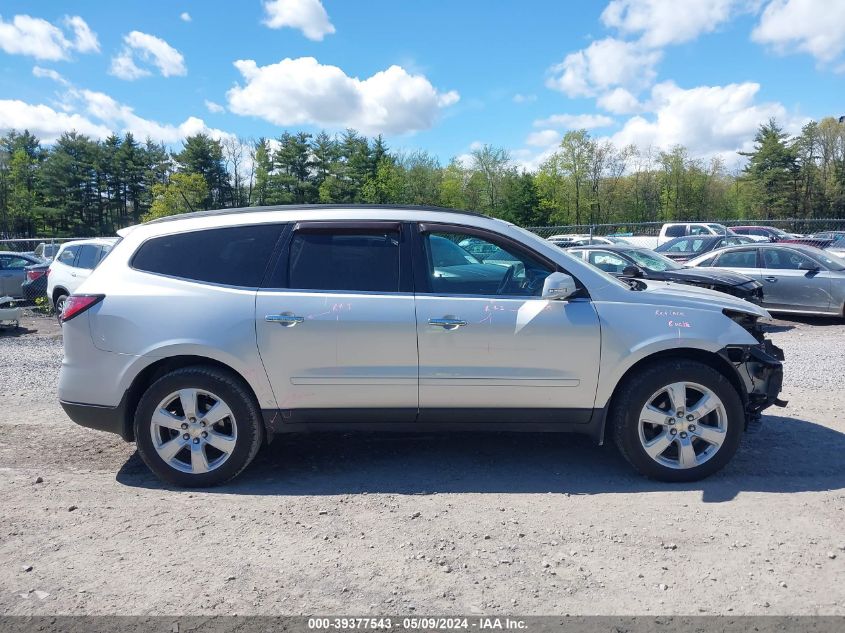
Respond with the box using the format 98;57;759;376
142;203;490;225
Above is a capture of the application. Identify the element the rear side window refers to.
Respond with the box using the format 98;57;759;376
133;224;283;287
57;246;78;266
287;230;400;292
75;245;99;270
665;225;685;237
714;249;757;268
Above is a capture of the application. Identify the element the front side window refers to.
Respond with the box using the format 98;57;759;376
133;224;283;287
689;225;710;236
714;249;758;268
57;246;79;266
762;248;818;271
288;229;401;292
423;230;552;296
586;250;628;274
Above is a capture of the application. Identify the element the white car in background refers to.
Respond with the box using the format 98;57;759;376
658;222;735;246
48;238;118;317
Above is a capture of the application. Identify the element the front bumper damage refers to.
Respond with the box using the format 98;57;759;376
720;339;786;430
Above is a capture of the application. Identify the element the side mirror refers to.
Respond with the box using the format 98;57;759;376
622;265;644;278
542;272;577;300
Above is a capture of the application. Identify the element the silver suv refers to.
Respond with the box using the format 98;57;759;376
58;206;784;486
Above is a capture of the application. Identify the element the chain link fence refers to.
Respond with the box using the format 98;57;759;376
0;237;87;259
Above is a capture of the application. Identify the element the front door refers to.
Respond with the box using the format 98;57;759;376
255;222;418;421
413;224;601;421
761;248;832;312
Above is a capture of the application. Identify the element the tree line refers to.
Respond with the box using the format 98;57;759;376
1;117;844;238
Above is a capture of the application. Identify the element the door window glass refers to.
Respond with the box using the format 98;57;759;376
763;249;818;271
665;225;685;237
75;245;99;270
57;246;78;266
288;230;400;292
689;225;710;235
586;250;628;274
714;249;757;268
133;224;283;286
423;231;552;296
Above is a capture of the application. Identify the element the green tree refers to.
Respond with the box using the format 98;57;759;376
173;134;230;209
741;119;798;219
143;173;208;221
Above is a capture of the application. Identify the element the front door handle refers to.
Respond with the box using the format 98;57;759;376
428;317;467;330
265;314;305;327
764;276;778;283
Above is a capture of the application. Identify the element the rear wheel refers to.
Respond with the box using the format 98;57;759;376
611;359;744;482
54;293;68;322
134;366;263;487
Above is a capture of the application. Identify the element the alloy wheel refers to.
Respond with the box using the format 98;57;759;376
149;388;238;475
637;381;728;469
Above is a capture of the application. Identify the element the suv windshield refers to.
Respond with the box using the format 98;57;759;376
625;249;681;271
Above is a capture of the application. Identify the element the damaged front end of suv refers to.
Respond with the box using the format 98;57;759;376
720;309;786;430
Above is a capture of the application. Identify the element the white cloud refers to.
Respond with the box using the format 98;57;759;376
601;0;752;47
610;80;806;162
110;31;187;80
180;12;192;22
0;99;112;143
512;93;537;104
752;0;845;68
64;16;99;53
263;0;335;41
0;14;99;61
597;87;643;114
534;113;615;129
546;38;662;97
79;89;231;143
32;65;69;86
226;57;460;135
205;99;225;113
525;129;561;147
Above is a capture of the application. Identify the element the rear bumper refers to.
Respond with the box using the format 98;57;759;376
60;397;131;441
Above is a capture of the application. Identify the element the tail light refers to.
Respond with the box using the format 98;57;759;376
61;294;105;323
26;269;46;282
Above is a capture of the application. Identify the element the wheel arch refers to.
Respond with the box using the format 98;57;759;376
599;347;746;444
121;355;261;442
52;286;69;303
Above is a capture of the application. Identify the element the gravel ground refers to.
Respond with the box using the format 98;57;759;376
0;310;843;615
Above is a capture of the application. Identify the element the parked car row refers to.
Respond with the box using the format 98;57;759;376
0;239;118;314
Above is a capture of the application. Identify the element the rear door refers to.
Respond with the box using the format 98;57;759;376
255;221;418;420
69;244;100;292
413;223;601;420
0;254;31;297
761;248;832;312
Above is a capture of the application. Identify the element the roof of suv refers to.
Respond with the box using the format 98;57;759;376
142;204;487;226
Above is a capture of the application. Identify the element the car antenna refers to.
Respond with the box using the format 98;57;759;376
178;189;195;213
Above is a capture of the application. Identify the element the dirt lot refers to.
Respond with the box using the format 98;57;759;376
0;310;843;616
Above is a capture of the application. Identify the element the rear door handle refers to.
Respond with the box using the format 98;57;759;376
265;314;305;327
428;317;467;330
764;276;777;283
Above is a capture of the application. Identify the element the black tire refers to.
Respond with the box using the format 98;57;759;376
610;359;744;482
54;293;68;322
134;365;263;487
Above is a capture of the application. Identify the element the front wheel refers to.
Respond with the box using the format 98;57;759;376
611;359;744;482
134;366;263;487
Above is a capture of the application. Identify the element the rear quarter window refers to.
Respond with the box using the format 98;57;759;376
132;224;284;287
